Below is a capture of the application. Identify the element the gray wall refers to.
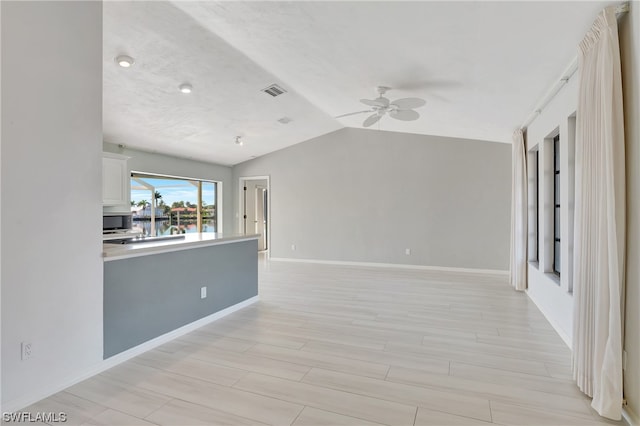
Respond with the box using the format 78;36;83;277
103;142;233;234
104;240;258;358
620;3;640;421
233;128;511;270
1;1;103;408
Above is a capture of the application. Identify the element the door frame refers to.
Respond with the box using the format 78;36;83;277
238;175;270;255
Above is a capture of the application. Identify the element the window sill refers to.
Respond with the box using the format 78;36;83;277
528;261;539;270
545;272;561;286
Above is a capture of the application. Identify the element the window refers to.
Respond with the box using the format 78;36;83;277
535;151;540;262
553;135;561;275
130;172;219;236
528;149;539;262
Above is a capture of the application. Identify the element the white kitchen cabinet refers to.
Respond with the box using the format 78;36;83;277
102;153;130;207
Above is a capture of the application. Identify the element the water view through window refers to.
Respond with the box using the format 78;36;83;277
130;173;218;236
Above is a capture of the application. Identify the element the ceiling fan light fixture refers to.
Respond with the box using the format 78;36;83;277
179;83;193;94
115;55;134;68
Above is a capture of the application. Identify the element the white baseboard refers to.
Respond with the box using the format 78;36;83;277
623;406;640;426
270;257;509;277
525;290;572;349
1;296;259;413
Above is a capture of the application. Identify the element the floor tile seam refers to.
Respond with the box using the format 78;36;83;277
294;406;391;426
141;396;175;424
473;341;573;353
381;345;549;368
299;345;451;374
298;370;491;416
339;339;565;371
244;348;392;380
236;330;390;351
422;333;571;357
382;344;567;367
149;395;273;425
382;374;594;415
62;388;122;419
77;401;162;426
38;392;111;425
182;356;312;382
287;405;306;426
300;344;448;369
449;361;573;383
414;347;572;366
182;350;316;379
128;357;251;385
296;324;429;342
103;365;255;399
416;405;495;425
423;331;569;347
397;362;577;389
131;376;306;424
486;397;606;422
233;373;418;416
188;330;308;353
190;330;307;350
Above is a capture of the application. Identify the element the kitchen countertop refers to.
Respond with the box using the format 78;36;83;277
103;232;260;261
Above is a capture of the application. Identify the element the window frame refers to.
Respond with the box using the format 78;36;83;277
130;171;221;236
553;135;561;276
528;148;540;264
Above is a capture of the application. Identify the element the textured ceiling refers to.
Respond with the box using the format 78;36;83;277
104;1;617;166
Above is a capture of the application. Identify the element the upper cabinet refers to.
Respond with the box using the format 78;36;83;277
102;152;130;207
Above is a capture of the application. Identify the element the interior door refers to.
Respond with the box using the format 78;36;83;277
255;186;267;251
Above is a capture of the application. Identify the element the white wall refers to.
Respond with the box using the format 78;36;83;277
103;143;234;234
525;75;578;345
0;0;3;410
620;3;640;423
232;128;511;271
1;1;103;410
526;5;639;422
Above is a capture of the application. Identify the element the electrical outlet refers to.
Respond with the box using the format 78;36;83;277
291;244;296;251
21;342;32;361
405;248;411;255
201;286;207;299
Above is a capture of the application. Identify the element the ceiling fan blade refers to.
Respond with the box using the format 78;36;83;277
390;98;426;109
389;109;419;121
375;96;389;107
360;98;386;107
335;110;373;119
363;113;383;127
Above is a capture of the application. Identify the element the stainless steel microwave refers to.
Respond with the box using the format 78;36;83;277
103;214;132;231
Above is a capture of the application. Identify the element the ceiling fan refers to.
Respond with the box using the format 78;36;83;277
336;86;426;127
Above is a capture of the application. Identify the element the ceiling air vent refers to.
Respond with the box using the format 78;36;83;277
262;84;287;97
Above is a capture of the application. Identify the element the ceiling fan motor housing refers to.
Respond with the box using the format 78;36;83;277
376;86;391;95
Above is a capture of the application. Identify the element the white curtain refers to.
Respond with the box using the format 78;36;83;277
510;129;527;291
572;5;626;420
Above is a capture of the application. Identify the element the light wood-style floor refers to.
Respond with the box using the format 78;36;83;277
25;258;621;426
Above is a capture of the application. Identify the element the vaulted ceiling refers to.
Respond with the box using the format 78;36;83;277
103;1;616;166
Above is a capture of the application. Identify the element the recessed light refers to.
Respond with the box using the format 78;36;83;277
235;136;243;146
179;83;193;94
115;55;134;68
